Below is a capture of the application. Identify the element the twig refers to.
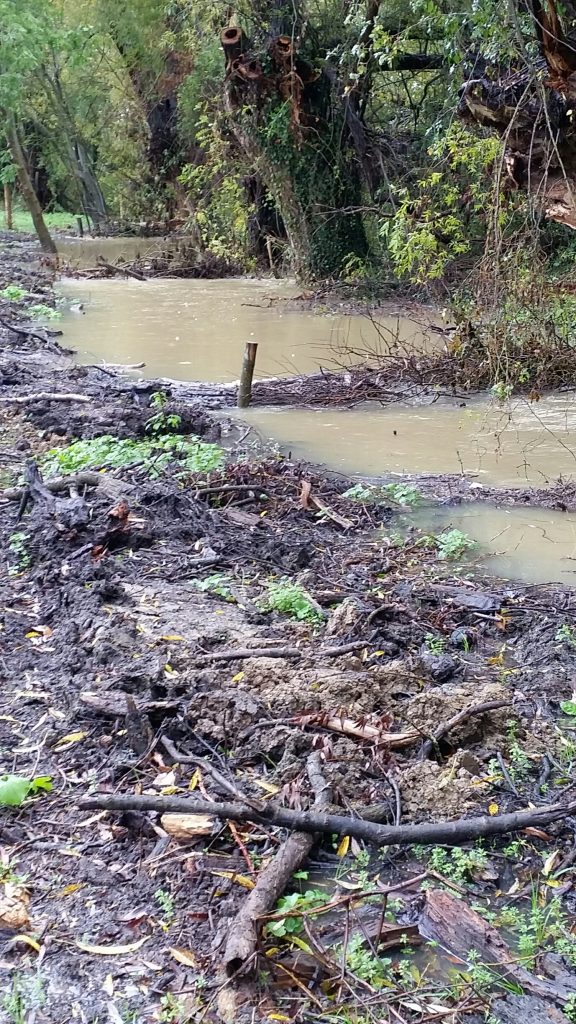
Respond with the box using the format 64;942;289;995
1;471;102;502
159;736;265;812
194;484;268;497
79;792;576;848
419;699;512;760
222;751;333;977
97;256;147;281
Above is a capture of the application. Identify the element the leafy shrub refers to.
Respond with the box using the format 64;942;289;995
41;434;224;479
259;579;324;624
436;529;475;560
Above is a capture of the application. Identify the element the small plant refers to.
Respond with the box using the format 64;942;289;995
556;623;576;647
155;888;175;922
425;845;489;883
565;994;576;1023
436;528;475;560
560;698;576;716
150;390;170;409
27;303;62;320
424;633;447;655
0;284;27;301
265;889;328;937
194;574;235;601
145;411;183;434
0;774;52;807
41;434;224;479
8;531;31;575
491;380;514;402
259;579;324;625
342;481;421;507
159;993;185;1023
343;933;392;987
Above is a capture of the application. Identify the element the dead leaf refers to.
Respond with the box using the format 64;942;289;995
211;871;255;890
75;936;149;955
169;946;197;967
53;731;87;750
0;884;30;930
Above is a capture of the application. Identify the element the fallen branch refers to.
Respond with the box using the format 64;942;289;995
79;792;576;849
0;317;63;344
195;640;369;664
0;392;91;405
97;256;147;281
223;751;332;977
419;698;512;759
1;471;128;502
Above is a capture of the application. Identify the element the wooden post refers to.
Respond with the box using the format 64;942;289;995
4;183;13;230
238;342;258;408
76;216;84;237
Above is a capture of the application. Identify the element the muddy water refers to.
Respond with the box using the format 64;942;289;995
57;277;436;382
57;236;192;269
240;394;576;487
406;503;576;586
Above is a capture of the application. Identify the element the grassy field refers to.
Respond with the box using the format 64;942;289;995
2;203;79;234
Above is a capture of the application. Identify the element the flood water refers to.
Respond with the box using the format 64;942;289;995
54;270;576;586
57;277;436;382
57;235;191;269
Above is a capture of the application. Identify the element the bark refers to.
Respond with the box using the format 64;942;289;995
4;182;13;229
459;0;576;229
5;115;56;254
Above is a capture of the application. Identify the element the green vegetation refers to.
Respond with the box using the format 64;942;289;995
556;624;576;647
424;633;447;655
41;434;224;479
194;573;235;602
0;774;52;807
265;889;328;938
0;284;27;301
416;844;489;884
259;578;324;625
435;529;475;561
8;531;31;575
343;482;421;507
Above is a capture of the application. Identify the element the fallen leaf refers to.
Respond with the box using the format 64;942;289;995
54;731;87;750
159;635;185;642
542;850;561;877
12;934;41;953
75;936;149;955
231;671;245;683
253;779;280;795
488;802;499;816
211;871;255;890
56;883;84;898
103;974;114;996
336;835;350;858
169;947;197;967
0;885;30;930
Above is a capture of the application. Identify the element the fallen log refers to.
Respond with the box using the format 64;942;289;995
418;889;575;1005
222;751;332;977
79;792;576;849
194;640;369;663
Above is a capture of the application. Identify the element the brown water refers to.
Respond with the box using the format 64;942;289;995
408;503;576;586
57;277;436;382
240;395;576;487
57;236;191;269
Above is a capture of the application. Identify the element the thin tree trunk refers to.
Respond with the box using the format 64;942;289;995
5;115;56;254
4;182;13;230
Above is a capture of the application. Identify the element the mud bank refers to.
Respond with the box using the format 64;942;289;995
2;239;576;1024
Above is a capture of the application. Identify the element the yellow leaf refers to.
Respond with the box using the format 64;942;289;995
13;934;41;952
545;879;562;888
231;672;245;683
164;664;176;674
76;936;149;956
54;731;87;750
169;947;197;967
336;835;350;858
103;974;114;997
488;802;499;816
211;871;255;890
159;635;185;642
188;768;200;791
253;779;280;795
57;883;84;897
289;935;313;954
268;1015;291;1021
542;850;561;877
25;631;41;639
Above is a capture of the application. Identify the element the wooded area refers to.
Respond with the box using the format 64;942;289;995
4;0;576;283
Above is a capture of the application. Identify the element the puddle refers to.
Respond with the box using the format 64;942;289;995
407;502;576;585
239;394;576;488
57;277;436;382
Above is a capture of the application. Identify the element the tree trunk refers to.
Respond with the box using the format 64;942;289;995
4;182;13;230
220;23;369;281
459;0;576;230
5;116;56;254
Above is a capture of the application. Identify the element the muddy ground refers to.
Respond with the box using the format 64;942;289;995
2;237;576;1024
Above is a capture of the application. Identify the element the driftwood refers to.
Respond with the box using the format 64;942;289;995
0;317;63;344
79;791;576;849
97;256;147;282
0;392;91;405
20;461;89;530
418;889;575;1005
222;752;332;977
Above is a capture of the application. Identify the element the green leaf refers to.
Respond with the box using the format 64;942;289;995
560;700;576;717
0;775;32;807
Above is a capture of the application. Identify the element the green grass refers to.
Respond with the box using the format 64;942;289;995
2;203;79;234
